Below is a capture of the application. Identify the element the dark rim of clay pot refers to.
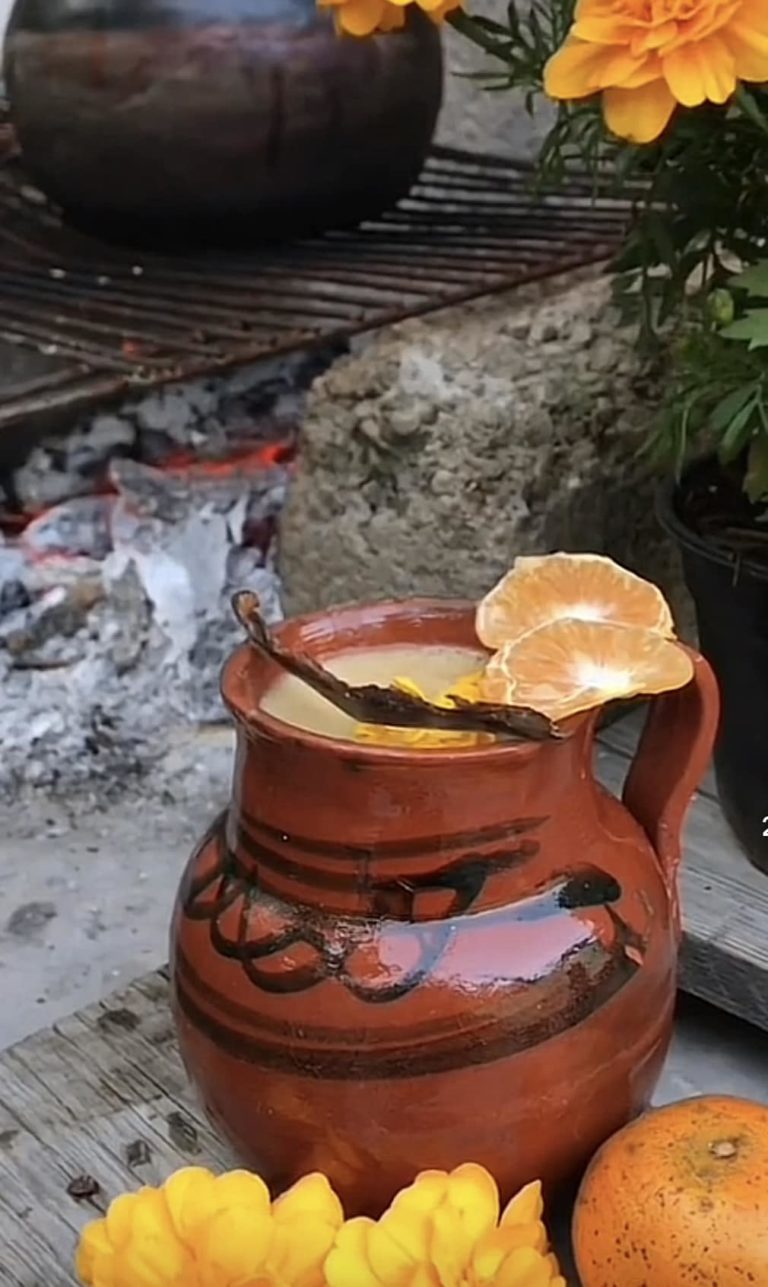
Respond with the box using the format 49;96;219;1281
221;596;585;764
656;467;768;585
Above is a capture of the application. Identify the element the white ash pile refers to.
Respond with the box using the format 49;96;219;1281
0;350;333;797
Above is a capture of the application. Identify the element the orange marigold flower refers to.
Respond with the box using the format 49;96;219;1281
544;0;768;144
76;1167;344;1287
318;0;461;38
324;1163;566;1287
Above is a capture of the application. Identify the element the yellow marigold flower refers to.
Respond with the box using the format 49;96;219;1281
354;671;491;748
318;0;461;39
544;0;768;144
76;1167;344;1287
324;1163;567;1287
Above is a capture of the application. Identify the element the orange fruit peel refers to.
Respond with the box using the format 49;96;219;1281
476;552;675;651
481;619;693;722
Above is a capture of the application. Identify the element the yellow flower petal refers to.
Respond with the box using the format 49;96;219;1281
269;1215;341;1283
379;1205;433;1263
104;1193;143;1248
725;14;768;81
162;1168;219;1242
472;1223;548;1280
445;1163;500;1242
408;1267;441;1287
414;0;454;12
324;1218;384;1287
629;20;678;56
544;38;601;98
429;1204;476;1283
544;38;643;99
269;1174;344;1284
494;1246;557;1287
115;1192;194;1287
602;78;677;142
571;17;637;45
195;1205;273;1286
378;4;407;28
616;54;663;88
424;0;462;19
213;1169;272;1210
75;1221;109;1285
273;1172;343;1226
501;1181;543;1228
366;1218;420;1281
335;0;388;35
663;33;735;105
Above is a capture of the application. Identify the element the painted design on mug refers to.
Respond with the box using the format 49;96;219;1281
180;813;642;1007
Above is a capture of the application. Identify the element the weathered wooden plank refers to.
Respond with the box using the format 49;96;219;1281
0;974;234;1287
597;712;768;1032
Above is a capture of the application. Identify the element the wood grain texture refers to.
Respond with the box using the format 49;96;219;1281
598;708;768;1032
0;717;765;1283
0;971;237;1286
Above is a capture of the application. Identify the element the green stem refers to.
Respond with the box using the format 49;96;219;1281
735;86;768;137
447;9;508;59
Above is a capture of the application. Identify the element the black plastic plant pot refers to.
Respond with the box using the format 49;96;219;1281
658;474;768;874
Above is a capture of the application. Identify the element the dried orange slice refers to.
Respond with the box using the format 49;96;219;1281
481;620;693;722
476;553;675;651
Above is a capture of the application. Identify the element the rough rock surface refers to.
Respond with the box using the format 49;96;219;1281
279;270;695;639
437;3;554;159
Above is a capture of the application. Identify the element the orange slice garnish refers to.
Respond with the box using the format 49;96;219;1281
476;553;675;651
481;619;693;722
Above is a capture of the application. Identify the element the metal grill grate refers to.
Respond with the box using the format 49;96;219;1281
0;142;632;430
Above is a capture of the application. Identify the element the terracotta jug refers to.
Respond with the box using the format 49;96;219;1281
170;598;719;1214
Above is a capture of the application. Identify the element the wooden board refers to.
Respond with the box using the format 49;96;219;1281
0;971;238;1286
597;710;768;1032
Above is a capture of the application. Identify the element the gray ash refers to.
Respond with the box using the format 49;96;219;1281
0;349;331;798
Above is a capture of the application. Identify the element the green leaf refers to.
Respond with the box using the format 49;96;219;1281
745;435;768;503
645;210;677;271
710;384;757;434
721;310;768;349
736;86;768;138
728;262;768;300
715;396;758;463
710;386;751;432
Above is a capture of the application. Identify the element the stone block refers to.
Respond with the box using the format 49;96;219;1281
279;270;696;641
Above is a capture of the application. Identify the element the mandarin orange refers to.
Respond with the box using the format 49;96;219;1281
476;553;675;651
573;1095;768;1287
480;619;693;721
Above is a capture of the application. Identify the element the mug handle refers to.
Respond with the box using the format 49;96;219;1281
622;648;720;938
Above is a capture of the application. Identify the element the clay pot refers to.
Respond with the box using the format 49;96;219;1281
3;0;442;245
170;598;719;1214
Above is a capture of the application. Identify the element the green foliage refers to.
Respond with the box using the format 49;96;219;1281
450;3;768;498
649;266;768;502
450;1;610;184
450;0;574;103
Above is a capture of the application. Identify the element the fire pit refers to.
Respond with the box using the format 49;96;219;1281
0;134;637;798
0;352;326;795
